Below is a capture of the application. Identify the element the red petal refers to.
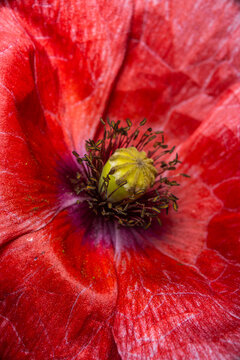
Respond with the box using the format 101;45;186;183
0;211;120;359
113;245;240;360
107;0;240;146
156;83;240;264
112;84;240;358
1;1;240;359
5;1;133;147
0;6;79;243
0;80;65;244
213;178;240;211
0;0;131;242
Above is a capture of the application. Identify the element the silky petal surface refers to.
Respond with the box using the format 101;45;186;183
4;0;133;147
106;0;240;146
0;0;131;239
0;0;240;360
0;210;120;360
113;246;240;360
2;85;239;359
111;84;240;359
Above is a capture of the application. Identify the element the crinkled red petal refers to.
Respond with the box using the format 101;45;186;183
0;6;78;243
0;0;130;242
0;210;120;359
0;0;240;359
106;0;240;147
111;84;240;359
4;0;133;147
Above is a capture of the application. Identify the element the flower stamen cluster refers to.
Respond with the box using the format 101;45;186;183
72;119;187;229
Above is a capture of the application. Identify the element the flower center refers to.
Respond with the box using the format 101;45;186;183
98;147;157;203
72;119;188;229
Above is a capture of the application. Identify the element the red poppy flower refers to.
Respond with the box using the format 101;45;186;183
0;0;240;359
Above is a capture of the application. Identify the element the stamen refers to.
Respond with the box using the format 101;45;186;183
71;119;188;229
